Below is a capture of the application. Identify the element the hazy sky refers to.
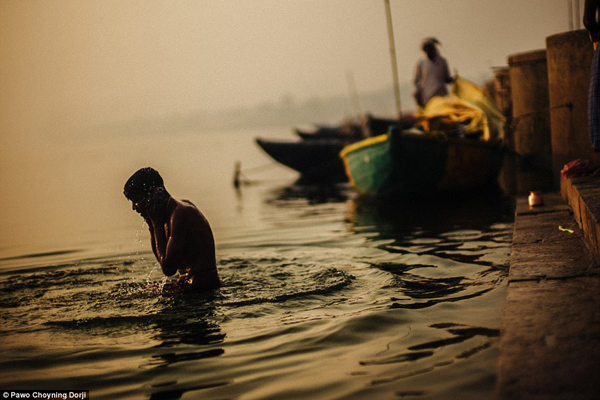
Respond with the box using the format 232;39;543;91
1;0;577;143
0;0;584;258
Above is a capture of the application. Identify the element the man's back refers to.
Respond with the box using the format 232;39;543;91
170;200;220;291
415;56;451;105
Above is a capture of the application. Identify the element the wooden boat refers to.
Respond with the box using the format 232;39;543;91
294;114;416;141
339;126;504;198
256;137;351;182
255;114;418;183
294;123;363;141
361;114;415;136
294;127;362;141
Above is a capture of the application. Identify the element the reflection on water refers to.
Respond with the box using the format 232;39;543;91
0;175;513;399
267;182;351;205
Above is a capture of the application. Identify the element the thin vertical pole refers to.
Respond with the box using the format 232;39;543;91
346;70;362;118
568;0;574;30
384;0;402;120
574;0;581;30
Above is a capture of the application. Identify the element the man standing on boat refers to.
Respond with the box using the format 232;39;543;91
413;37;454;108
124;167;221;291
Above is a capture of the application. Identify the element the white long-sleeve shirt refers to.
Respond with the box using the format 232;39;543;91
414;56;452;106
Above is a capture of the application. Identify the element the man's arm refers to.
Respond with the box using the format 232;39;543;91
413;61;422;88
144;216;160;261
152;208;189;276
442;58;453;84
413;62;425;107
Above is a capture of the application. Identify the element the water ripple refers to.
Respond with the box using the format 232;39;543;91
0;181;513;399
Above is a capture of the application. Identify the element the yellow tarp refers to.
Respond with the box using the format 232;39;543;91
416;77;505;142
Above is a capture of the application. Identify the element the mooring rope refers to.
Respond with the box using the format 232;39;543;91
508;102;573;131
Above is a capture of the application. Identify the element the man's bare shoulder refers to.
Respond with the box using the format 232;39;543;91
173;199;209;223
177;199;197;209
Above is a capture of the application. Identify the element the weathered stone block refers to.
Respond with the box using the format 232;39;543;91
512;210;581;246
510;239;597;281
497;278;600;400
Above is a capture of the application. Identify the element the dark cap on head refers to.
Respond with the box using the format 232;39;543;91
421;37;441;50
123;167;164;200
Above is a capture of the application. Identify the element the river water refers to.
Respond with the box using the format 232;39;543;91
0;127;513;399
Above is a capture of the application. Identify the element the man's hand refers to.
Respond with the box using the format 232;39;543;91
147;187;168;223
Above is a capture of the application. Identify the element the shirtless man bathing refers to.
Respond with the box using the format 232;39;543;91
124;167;220;291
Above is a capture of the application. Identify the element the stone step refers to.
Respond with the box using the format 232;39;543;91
496;191;600;399
562;175;600;265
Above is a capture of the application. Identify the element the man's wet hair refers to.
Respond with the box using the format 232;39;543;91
124;167;164;200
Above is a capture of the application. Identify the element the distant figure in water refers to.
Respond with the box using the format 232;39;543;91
124;167;220;291
413;37;454;108
233;161;250;189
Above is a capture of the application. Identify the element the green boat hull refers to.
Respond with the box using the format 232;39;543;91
340;127;504;198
